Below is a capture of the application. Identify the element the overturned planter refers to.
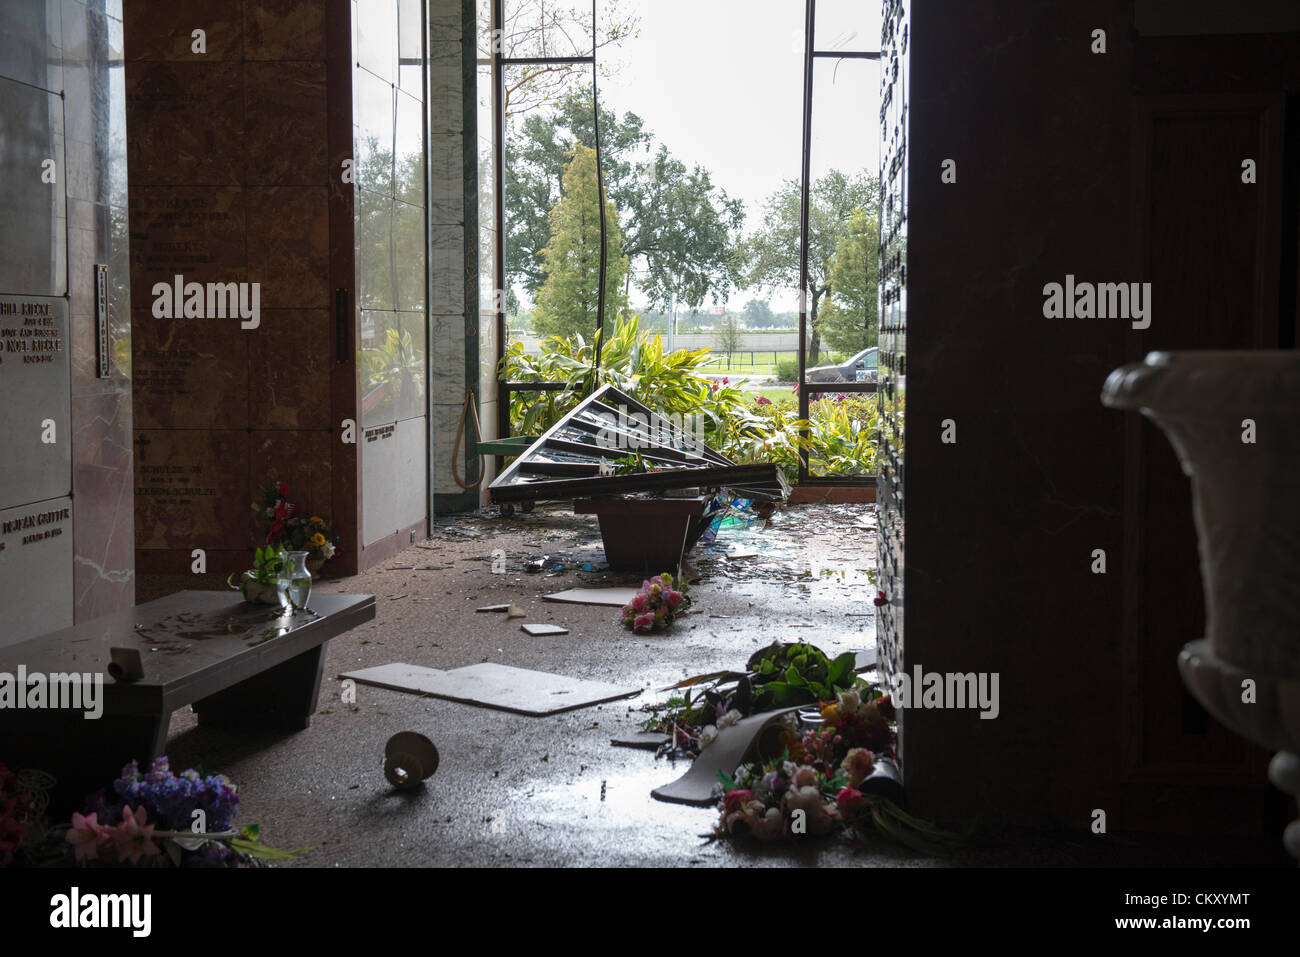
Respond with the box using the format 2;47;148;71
575;495;705;574
1103;350;1300;858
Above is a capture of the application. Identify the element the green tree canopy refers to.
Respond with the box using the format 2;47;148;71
743;170;877;365
741;298;775;328
820;207;879;356
531;144;630;341
506;87;743;314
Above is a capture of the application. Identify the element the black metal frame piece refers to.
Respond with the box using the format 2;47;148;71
797;0;881;486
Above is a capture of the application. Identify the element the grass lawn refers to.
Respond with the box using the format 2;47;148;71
747;387;798;405
698;351;797;376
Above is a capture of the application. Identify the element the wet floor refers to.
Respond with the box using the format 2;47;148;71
156;502;920;866
152;501;1275;867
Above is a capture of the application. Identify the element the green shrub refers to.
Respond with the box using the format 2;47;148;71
775;358;799;382
501;316;878;482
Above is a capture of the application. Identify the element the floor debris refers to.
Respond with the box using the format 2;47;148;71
651;707;798;806
542;587;639;607
341;662;641;716
521;623;569;637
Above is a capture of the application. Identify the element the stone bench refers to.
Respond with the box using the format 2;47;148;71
0;590;374;810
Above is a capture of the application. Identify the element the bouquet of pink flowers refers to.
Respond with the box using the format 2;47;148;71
620;573;688;634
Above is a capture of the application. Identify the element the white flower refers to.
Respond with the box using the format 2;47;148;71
699;725;718;749
837;690;861;713
781;761;797;780
321;542;336;559
733;765;753;788
718;709;742;729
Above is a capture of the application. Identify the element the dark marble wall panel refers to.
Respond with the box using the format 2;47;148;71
127;186;248;304
125;61;245;185
243;0;326;61
130;307;249;429
127;1;358;581
245;186;330;308
248;428;333;543
246;309;332;430
242;61;328;184
133;429;249;549
122;0;242;61
893;0;1278;833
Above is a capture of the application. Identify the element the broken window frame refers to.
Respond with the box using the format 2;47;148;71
487;383;790;502
797;0;881;486
490;0;601;450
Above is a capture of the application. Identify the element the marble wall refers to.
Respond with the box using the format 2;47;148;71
124;0;365;575
0;0;134;646
427;0;483;513
353;0;431;550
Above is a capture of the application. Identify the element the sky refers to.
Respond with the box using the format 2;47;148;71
597;0;881;311
502;0;882;314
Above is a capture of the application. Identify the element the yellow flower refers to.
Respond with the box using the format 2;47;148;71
820;704;841;724
309;516;324;524
310;532;327;546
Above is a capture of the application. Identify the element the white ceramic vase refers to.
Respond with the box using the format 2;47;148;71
1103;350;1300;858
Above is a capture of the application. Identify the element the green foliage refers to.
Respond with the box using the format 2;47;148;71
740;299;776;328
747;642;857;709
531;145;630;341
228;824;316;860
775;357;799;381
744;170;878;365
506;86;743;313
503;312;726;437
820;207;880;356
715;312;744;355
503;317;878;482
228;546;284;590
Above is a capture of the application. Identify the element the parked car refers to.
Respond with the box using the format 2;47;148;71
806;347;878;383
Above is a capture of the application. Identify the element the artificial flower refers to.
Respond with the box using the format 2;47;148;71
841;747;875;787
723;790;752;816
837;787;865;821
782;785;835;834
65;812;107;863
748;806;785;841
111;805;161;865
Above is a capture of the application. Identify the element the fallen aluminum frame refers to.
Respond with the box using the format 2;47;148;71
488;384;790;504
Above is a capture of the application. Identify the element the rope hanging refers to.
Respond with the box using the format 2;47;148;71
450;389;485;490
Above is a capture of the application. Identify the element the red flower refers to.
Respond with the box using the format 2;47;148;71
278;481;290;498
876;695;896;721
873;590;887;607
837;787;865;820
723;790;752;815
